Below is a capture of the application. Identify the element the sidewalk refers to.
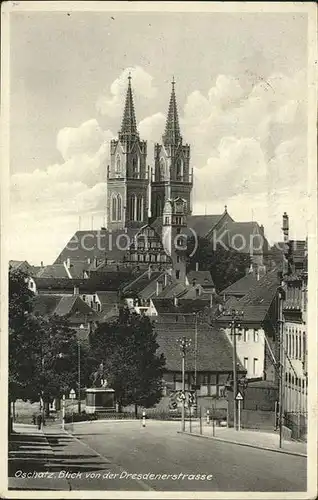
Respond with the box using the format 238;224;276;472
8;423;70;490
181;422;307;457
8;422;151;491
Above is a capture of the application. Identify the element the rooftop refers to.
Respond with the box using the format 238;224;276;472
153;318;246;372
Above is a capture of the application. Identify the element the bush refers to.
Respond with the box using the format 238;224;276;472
64;412;98;423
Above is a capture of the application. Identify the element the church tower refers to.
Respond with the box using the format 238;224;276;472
151;78;193;219
162;196;188;282
106;75;150;230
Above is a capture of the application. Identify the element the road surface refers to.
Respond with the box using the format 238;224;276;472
62;420;307;492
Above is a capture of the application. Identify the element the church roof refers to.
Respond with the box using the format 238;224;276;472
186;214;224;238
37;264;69;279
225;221;268;255
119;74;138;141
54;228;139;265
162;78;181;146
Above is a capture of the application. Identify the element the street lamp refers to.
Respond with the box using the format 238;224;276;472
223;308;244;431
177;336;192;432
78;324;85;414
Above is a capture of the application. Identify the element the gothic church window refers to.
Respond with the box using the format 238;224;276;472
116;155;121;177
117;194;122;221
129;194;136;221
111;195;117;222
176;158;183;180
136;195;143;221
156;195;162;217
160;158;166;180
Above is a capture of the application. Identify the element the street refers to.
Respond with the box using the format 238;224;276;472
9;420;306;492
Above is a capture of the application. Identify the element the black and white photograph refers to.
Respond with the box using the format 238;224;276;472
1;1;317;498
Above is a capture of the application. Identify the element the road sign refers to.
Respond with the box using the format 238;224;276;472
235;391;244;401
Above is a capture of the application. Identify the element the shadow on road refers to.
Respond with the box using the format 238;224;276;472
8;430;112;477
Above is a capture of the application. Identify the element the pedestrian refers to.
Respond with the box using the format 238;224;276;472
36;413;43;430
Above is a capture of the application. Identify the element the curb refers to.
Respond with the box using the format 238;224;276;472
65;419;138;426
178;431;307;458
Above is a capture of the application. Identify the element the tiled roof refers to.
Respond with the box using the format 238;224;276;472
37;264;69;279
34;271;137;293
122;271;163;295
67;261;90;279
153;318;246;372
53;296;78;316
218;269;280;324
33;294;61;317
9;260;29;270
187;270;214;288
152;298;212;315
54;228;140;265
221;273;258;296
155;282;188;299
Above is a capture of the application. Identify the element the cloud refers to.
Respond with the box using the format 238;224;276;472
10;66;308;263
138;112;165;145
96;66;157;118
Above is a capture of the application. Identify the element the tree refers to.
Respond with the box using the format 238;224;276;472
9;268;91;417
187;237;251;293
90;308;166;415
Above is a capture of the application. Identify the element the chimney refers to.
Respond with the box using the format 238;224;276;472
282;212;289;243
256;267;260;281
74;285;79;295
260;224;264;235
174;296;178;307
210;294;213;308
195;262;199;271
94;257;98;268
40;261;44;268
66;257;71;269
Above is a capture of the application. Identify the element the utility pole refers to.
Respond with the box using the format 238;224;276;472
278;286;286;448
78;340;81;414
177;336;192;432
223;308;244;431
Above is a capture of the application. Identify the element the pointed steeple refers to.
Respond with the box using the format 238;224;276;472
163;77;182;147
119;73;139;141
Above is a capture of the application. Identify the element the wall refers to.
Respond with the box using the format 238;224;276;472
224;327;265;378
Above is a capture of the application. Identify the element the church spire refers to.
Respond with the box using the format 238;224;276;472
163;77;182;147
119;73;139;141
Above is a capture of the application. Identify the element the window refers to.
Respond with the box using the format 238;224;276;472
129;195;136;221
156;195;162;217
196;288;200;297
243;330;249;342
176;227;181;234
117;194;122;221
253;330;259;342
111;195;117;222
244;357;248;370
136;195;143;221
160;158;166;180
116;155;121;176
176;158;183;180
292;334;295;358
176;255;180;263
253;358;259;375
176;270;180;280
165;216;169;224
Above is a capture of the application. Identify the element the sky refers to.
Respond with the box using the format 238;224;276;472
8;7;310;265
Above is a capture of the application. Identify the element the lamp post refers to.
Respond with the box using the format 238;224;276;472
223;308;244;431
177;336;192;432
77;325;84;414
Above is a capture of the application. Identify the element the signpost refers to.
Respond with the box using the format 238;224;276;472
235;391;244;431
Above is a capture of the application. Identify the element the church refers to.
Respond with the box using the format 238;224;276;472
55;75;269;278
